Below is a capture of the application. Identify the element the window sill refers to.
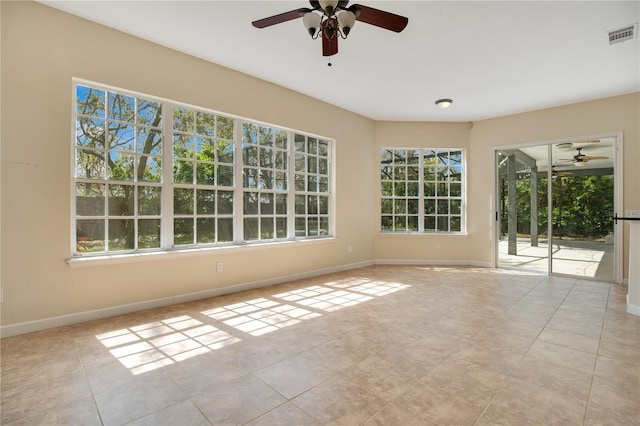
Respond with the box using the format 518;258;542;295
67;237;336;269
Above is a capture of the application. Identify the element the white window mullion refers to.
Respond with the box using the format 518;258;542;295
418;150;425;232
233;119;244;244
287;130;296;240
160;102;174;249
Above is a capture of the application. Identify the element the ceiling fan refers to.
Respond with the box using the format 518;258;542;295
560;147;609;166
251;0;408;59
551;166;573;177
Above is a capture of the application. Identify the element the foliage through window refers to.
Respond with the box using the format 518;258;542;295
73;81;332;255
380;148;465;233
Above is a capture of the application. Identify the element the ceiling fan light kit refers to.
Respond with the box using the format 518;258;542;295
252;1;408;59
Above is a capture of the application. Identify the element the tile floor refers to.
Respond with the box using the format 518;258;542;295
1;265;639;425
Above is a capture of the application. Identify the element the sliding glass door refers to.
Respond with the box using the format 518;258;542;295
497;138;615;281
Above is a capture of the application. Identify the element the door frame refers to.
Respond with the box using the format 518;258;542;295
493;132;623;283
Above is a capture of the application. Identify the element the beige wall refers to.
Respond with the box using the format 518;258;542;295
1;1;638;331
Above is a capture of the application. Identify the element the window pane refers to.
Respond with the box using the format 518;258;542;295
196;137;216;162
197;218;216;243
218;218;233;242
451;216;461;232
424;183;435;197
260;193;274;215
77;86;105;118
76;219;105;252
308;218;318;236
109;185;134;216
318;177;329;193
196;162;215;185
308;195;318;215
76;150;102;180
244;192;259;215
294;134;306;152
137;128;162;155
76;118;106;148
138;219;160;248
381;216;393;231
407;182;419;197
276;217;287;238
319;196;328;215
218;165;233;186
295;174;306;191
381;198;393;214
139;186;161;216
424;216;436;231
76;183;105;216
275;130;287;150
196;189;215;214
174;188;194;215
295;217;306;236
108;152;134;181
319;217;329;235
242;122;258;144
196;111;216;137
437;199;449;215
394;199;406;214
138;99;162;128
307;175;317;192
437;216;449;232
173;134;194;159
218;141;234;164
260;147;273;167
217;116;234;140
174;218;194;245
394;182;406;197
218;191;234;215
109;124;135;152
275;151;287;170
260;170;273;189
425;199;436;215
275;172;287;190
261;218;274;239
138;155;162;182
451;199;461;215
109;219;135;251
408;216;419;231
394;216;406;230
408;199;419;214
173;107;194;132
244;218;259;240
450;182;462;197
276;194;287;214
295;195;306;214
243;145;258;166
173;160;193;184
108;92;135;122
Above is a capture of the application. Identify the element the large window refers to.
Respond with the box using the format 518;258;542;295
380;148;465;233
73;81;333;255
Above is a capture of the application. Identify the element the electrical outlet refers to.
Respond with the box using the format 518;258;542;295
625;210;640;218
216;262;223;272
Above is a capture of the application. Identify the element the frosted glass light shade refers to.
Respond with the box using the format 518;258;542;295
303;11;322;37
337;11;356;36
319;0;339;14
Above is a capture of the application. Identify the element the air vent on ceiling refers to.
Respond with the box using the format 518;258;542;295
608;24;637;45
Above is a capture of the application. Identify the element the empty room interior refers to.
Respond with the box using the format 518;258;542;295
1;1;639;425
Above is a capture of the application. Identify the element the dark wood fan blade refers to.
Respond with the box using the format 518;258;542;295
252;8;309;28
322;19;339;56
583;156;609;161
349;4;408;32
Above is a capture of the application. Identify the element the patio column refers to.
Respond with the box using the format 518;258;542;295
530;166;538;247
507;154;517;255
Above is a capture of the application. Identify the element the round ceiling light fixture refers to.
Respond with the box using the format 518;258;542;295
435;98;453;108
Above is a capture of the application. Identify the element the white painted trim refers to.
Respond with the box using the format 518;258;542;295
0;260;373;338
627;295;640;316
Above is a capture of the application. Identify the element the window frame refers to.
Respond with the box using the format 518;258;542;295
380;147;467;235
71;79;334;258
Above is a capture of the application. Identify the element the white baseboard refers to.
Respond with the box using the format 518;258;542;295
375;259;492;268
627;295;640;316
0;260;374;338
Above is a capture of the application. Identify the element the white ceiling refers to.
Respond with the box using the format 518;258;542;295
41;1;639;122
